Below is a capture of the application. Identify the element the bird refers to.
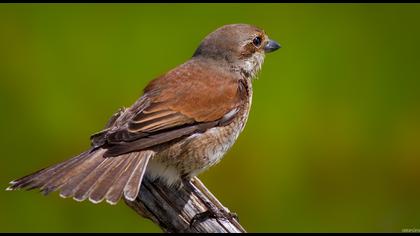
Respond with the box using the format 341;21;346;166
7;23;281;206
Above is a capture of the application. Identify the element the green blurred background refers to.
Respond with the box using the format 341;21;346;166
1;3;420;233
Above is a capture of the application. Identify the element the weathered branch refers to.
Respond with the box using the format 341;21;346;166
124;176;246;233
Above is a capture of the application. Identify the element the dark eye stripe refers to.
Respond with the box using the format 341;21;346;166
253;36;262;47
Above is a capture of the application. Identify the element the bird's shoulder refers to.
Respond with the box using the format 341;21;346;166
141;59;247;122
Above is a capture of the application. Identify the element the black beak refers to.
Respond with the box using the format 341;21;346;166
264;39;281;53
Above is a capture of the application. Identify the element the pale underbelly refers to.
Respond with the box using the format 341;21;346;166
145;111;248;187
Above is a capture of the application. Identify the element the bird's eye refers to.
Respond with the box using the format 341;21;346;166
252;36;262;47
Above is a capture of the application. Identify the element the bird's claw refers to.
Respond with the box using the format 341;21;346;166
189;208;239;228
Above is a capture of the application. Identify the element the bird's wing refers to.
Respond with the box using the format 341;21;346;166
96;61;248;157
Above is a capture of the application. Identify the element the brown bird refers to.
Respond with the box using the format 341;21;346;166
7;23;281;206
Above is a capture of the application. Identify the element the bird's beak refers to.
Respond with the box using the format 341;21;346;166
264;39;281;53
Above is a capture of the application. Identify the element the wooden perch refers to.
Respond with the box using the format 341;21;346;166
124;176;246;233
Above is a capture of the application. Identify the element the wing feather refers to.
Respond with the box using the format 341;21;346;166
93;60;247;156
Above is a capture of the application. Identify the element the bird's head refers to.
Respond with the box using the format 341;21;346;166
193;23;281;78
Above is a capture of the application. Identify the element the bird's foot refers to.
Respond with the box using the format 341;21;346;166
189;207;239;228
181;176;239;228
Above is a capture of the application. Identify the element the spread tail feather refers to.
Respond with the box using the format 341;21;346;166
7;149;154;204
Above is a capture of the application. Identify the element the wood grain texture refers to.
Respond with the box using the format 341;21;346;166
124;176;246;233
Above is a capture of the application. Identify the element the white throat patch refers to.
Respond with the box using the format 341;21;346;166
241;52;265;79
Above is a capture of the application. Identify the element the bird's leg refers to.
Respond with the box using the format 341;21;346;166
191;177;239;222
181;176;237;227
181;177;224;226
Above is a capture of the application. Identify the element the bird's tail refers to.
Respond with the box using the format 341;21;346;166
6;148;154;205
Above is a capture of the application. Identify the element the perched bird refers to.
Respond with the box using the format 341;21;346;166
7;23;281;206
